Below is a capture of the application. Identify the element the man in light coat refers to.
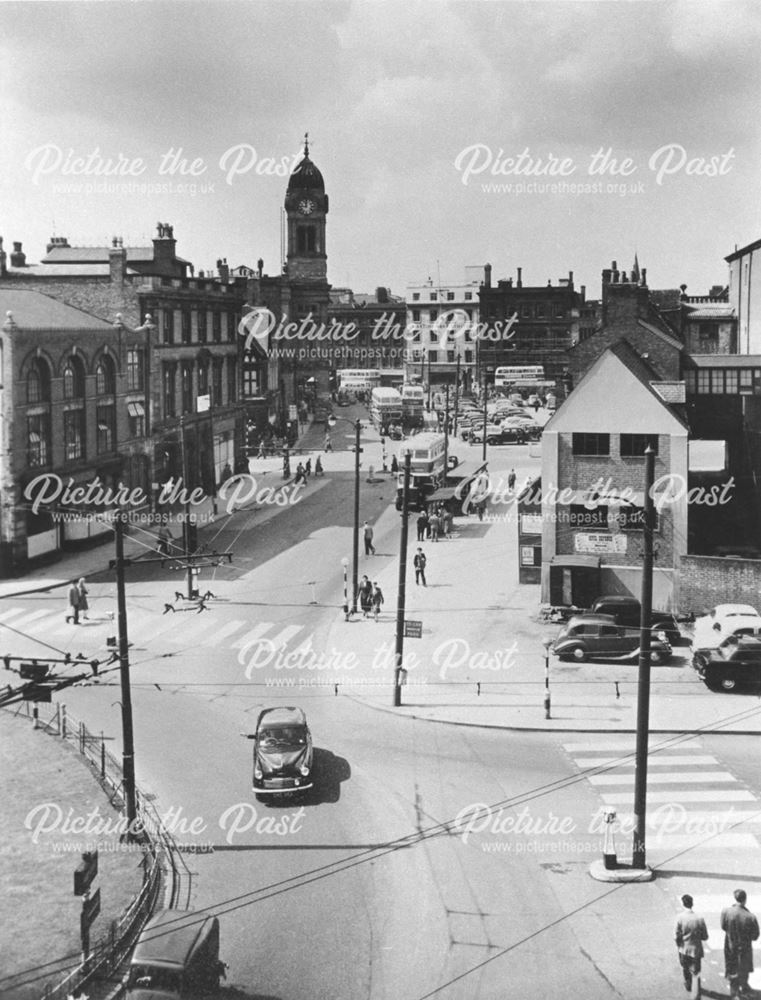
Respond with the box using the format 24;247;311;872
675;893;708;995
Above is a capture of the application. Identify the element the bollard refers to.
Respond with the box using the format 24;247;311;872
544;687;551;720
603;807;618;869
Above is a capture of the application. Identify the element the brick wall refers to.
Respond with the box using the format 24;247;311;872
678;554;761;613
555;432;675;568
569;321;681;384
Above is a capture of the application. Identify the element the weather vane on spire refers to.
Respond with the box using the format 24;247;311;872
303;131;310;156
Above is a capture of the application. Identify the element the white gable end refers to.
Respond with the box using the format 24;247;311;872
546;350;687;436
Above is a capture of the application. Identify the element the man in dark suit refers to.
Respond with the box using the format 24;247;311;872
721;888;760;998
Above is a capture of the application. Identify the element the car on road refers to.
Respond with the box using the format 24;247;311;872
701;603;760;634
552;614;673;663
692;635;761;691
587;595;685;647
692;614;761;666
126;910;225;999
247;706;313;798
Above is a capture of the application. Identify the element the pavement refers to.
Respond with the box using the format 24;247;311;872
3;407;761;999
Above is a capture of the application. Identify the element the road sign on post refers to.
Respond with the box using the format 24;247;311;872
74;850;98;896
404;620;423;638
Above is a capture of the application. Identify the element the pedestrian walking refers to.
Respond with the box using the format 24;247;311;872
413;548;427;587
76;578;90;620
295;461;305;485
315;455;324;476
675;894;709;996
442;508;452;538
391;454;399;474
65;580;81;624
325;433;333;452
477;499;485;521
721;889;760;998
257;440;266;459
363;520;376;555
429;511;440;542
358;575;373;617
371;582;384;621
305;458;312;478
416;510;428;542
507;468;517;491
157;524;171;562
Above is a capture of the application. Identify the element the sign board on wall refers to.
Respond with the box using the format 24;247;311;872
520;514;543;535
574;532;627;554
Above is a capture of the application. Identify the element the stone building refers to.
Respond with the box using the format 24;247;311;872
0;289;151;573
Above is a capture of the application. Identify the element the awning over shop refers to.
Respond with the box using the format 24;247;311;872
557;489;645;506
549;554;601;568
446;459;488;483
426;487;458;503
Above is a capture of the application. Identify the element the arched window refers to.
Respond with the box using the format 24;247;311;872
96;355;116;395
63;357;84;399
26;358;51;404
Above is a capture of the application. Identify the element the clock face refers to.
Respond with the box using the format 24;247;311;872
298;198;316;215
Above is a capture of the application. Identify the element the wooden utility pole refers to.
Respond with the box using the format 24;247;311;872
393;452;412;706
632;445;655;869
113;514;138;838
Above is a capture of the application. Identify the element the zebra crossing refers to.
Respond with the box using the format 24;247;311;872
562;737;761;860
0;599;311;659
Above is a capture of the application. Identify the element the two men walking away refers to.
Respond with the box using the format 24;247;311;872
675;888;759;998
675;894;708;996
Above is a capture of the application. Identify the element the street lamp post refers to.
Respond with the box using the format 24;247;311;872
542;637;553;719
328;415;362;617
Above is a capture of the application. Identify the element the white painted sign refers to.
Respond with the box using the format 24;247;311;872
197;393;210;413
574;532;627;554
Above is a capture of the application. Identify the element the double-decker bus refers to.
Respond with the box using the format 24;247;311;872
370;386;403;431
395;431;447;510
401;383;425;429
494;365;545;388
338;369;381;393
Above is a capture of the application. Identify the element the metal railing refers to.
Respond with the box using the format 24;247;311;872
4;701;191;1000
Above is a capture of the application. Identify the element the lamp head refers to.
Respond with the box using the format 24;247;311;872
341;557;349;568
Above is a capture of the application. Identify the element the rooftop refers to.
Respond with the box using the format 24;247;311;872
0;288;114;329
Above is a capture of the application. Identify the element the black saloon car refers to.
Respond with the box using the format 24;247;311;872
247;706;313;798
552;614;672;664
692;635;761;691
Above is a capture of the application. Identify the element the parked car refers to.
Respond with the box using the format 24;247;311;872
702;604;760;633
244;706;313;798
552;614;672;663
692;635;761;691
471;424;507;445
587;595;685;647
692;613;761;665
496;425;528;444
126;910;225;999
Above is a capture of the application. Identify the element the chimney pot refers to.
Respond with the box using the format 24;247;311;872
517;267;522;288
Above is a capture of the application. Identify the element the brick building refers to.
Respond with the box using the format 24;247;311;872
541;341;689;609
328;287;407;380
0;289;151;573
478;264;584;384
0;226;253;509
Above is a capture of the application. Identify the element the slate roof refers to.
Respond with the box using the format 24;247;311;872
0;288;114;329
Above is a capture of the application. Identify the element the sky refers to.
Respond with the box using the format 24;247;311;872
1;0;760;301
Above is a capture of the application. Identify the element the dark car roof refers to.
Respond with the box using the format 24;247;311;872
132;910;218;968
257;706;307;728
566;614;620;627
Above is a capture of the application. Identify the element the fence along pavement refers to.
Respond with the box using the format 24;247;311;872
4;701;191;1000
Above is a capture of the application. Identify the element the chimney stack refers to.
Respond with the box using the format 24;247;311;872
257;258;264;278
517;267;522;288
217;257;229;282
0;236;6;277
376;286;389;304
641;268;647;286
109;236;126;285
484;262;492;288
10;242;26;268
568;270;573;285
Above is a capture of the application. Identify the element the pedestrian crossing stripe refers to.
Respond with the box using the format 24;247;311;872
589;771;738;786
601;789;757;803
573;755;719;768
613;809;761;826
0;603;308;659
563;738;705;752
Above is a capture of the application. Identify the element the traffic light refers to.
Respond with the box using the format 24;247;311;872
22;684;52;703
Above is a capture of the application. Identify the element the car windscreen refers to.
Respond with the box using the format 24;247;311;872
258;726;306;747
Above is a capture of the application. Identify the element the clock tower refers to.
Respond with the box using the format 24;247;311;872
285;134;328;282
